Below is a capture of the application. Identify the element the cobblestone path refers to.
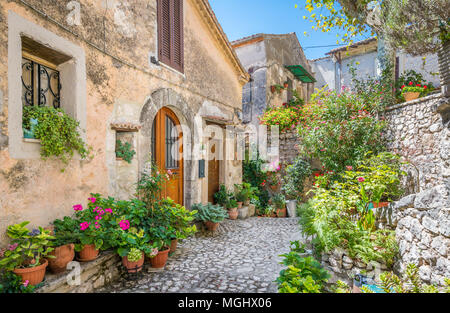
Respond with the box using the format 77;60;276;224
98;217;304;293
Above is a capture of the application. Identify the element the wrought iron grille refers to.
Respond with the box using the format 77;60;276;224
165;115;179;169
21;57;61;108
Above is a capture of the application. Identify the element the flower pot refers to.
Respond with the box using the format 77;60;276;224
403;92;420;102
150;247;170;268
271;86;276;93
170;238;178;253
122;252;145;273
205;221;220;231
228;207;238;220
77;244;99;262
247;204;256;217
237;202;243;209
47;244;75;274
276;208;287;218
283;83;289;88
238;206;249;219
13;259;48;286
244;200;250;206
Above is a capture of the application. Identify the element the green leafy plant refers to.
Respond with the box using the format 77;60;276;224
0;222;55;271
193;203;228;224
271;194;286;210
0;271;36;293
52;216;80;247
243;150;270;209
259;106;301;132
115;140;136;164
22;106;90;166
234;183;258;204
276;244;330;293
395;70;435;102
213;185;233;207
136;161;169;210
126;248;144;263
282;157;312;200
162;198;197;240
225;198;238;210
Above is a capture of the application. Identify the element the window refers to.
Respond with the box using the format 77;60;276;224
165;115;179;169
157;0;184;73
21;56;61;109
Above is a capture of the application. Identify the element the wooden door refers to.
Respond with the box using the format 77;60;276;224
208;138;221;204
154;107;183;205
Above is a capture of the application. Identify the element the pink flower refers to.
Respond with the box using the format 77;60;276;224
88;197;96;204
95;215;102;220
346;166;353;171
167;170;173;175
23;280;29;287
80;222;90;231
8;243;18;251
73;204;83;211
149;248;159;257
119;220;130;231
357;177;365;183
105;208;113;214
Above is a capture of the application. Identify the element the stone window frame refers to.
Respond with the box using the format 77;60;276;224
8;11;87;159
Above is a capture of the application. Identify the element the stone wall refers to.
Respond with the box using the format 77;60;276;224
393;187;449;286
279;129;301;165
383;93;449;192
36;251;121;293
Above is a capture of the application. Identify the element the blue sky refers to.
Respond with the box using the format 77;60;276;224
209;0;371;60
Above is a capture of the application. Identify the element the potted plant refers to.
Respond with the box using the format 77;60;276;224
115;139;136;163
272;194;287;217
71;195;115;262
47;216;78;274
121;248;145;273
0;222;55;286
283;81;289;88
226;198;239;220
234;184;247;209
213;185;232;208
282;157;312;214
400;83;426;102
164;199;197;254
193;203;228;231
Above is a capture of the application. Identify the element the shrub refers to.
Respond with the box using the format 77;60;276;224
276;242;330;293
298;89;386;173
0;272;36;293
271;194;286;210
115;140;136;163
192;203;228;224
213;185;232;207
282;157;312;200
243;151;270;209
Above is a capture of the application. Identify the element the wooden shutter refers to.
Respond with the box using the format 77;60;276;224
158;0;171;66
158;0;184;73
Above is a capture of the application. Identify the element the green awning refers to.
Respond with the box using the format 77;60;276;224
285;65;316;83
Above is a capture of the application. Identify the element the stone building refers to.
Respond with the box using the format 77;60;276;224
0;0;250;244
311;37;441;91
231;33;315;129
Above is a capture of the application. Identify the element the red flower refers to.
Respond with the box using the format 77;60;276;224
424;86;428;89
416;84;421;87
401;85;405;89
409;82;413;86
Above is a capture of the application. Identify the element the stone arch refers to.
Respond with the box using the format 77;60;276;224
139;88;200;208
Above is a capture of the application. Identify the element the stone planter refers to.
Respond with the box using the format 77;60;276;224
238;206;249;219
286;200;297;218
247;204;256;217
237;202;243;209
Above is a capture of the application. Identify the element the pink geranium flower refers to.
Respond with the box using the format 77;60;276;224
346;166;353;171
357;177;365;183
119;220;130;231
23;280;29;287
80;222;90;231
105;208;113;214
88;197;96;204
73;204;83;211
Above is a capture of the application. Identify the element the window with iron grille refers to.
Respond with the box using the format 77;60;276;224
157;0;184;73
21;57;61;109
165;115;179;169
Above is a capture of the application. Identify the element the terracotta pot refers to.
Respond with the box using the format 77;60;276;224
77;244;99;262
403;92;420;102
237;202;243;209
170;238;178;253
47;244;75;274
228;207;238;220
271;86;276;93
372;202;390;208
150;247;170;268
276;208;287;218
284;83;289;88
122;252;145;273
205;221;220;231
13;259;48;286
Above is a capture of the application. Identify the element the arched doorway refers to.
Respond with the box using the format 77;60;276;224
152;107;184;205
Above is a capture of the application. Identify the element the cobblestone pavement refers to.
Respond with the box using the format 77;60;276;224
98;217;304;293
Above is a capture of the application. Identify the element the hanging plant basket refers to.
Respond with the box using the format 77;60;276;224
403;92;420;102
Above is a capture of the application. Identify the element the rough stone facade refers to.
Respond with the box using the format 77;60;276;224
36;251;121;293
279;129;301;165
0;0;248;244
